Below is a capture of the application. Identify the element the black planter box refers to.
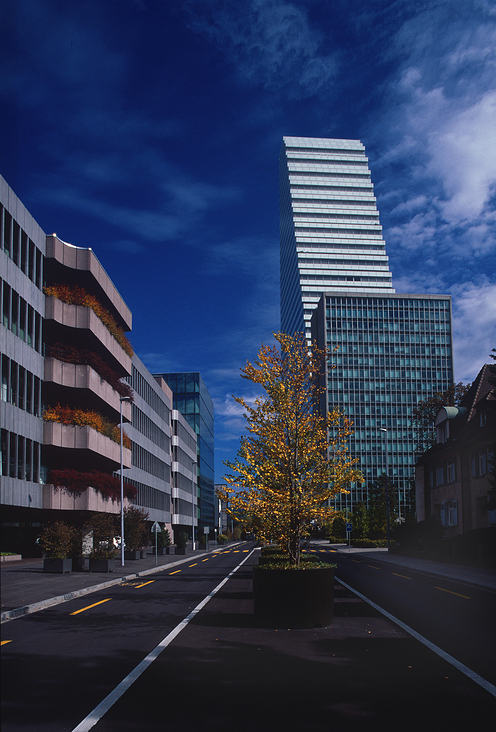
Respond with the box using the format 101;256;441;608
175;547;188;555
43;558;72;574
166;545;176;555
124;550;141;560
89;558;115;573
252;565;334;629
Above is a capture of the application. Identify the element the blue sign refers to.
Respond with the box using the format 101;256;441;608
346;523;353;532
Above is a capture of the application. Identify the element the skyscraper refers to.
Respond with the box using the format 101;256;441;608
280;137;454;514
280;136;394;341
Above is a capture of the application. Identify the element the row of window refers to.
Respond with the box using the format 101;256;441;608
1;355;42;415
326;297;451;310
327;332;451;346
131;443;171;482
0;430;41;482
127;479;171;512
173;498;195;518
327;320;451;333
1;206;43;289
1;280;43;352
336;343;452;359
131;403;170;453
173;445;195;471
128;366;170;420
173;419;197;453
175;471;196;494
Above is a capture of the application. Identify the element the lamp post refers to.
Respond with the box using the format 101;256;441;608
120;396;132;567
380;428;391;551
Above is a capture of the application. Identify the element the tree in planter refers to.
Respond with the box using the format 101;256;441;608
39;521;75;559
219;332;362;566
157;528;171;548
90;513;118;559
124;506;149;551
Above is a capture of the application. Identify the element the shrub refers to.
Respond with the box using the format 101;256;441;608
177;532;189;549
47;343;133;399
352;539;396;548
124;506;149;551
44;284;133;357
217;533;228;545
48;469;136;502
43;404;131;449
157;529;171;548
39;521;75;559
89;513;119;559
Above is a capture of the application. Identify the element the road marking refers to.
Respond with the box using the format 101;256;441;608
169;570;182;575
71;548;258;732
1;640;12;645
189;563;198;567
70;599;111;616
435;586;471;600
368;565;380;569
336;577;495;698
202;558;209;562
352;559;361;563
135;581;155;589
242;550;249;552
393;573;412;579
330;549;337;553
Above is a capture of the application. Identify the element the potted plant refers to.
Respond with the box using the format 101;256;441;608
88;513;118;572
219;332;362;628
39;521;74;573
124;506;149;559
156;528;173;555
175;531;189;555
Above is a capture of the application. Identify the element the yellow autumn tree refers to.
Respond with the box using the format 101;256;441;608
219;332;362;565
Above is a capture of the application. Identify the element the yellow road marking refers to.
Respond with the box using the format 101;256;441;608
189;563;198;567
393;573;412;579
70;598;111;615
135;580;155;588
368;565;380;569
1;640;12;646
202;558;209;562
330;549;337;552
243;550;249;552
435;586;471;600
352;559;361;563
169;569;181;575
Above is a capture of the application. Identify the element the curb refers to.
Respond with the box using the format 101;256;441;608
1;549;215;624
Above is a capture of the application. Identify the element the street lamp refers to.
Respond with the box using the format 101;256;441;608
380;428;391;551
120;395;132;567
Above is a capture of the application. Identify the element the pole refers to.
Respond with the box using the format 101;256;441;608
380;428;391;551
120;398;125;568
155;527;158;566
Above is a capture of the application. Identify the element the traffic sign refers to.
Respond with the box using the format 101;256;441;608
151;521;161;533
346;522;353;533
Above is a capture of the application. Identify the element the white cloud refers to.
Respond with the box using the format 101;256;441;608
451;281;496;382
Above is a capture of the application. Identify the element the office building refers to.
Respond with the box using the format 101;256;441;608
280;136;394;341
157;373;215;533
279;138;454;513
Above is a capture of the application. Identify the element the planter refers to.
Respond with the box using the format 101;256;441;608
166;545;176;555
140;550;147;559
252;565;334;629
89;558;115;573
124;550;141;560
175;547;188;555
43;558;72;574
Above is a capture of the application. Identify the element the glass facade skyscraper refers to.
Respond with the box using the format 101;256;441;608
157;372;215;530
280;136;394;341
280;137;454;514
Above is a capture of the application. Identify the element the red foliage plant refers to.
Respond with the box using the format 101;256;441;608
47;343;133;399
48;469;137;502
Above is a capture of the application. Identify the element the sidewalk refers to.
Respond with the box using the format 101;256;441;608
0;543;233;622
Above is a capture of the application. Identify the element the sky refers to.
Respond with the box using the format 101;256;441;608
1;0;495;481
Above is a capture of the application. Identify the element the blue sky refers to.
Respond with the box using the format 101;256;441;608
1;0;495;480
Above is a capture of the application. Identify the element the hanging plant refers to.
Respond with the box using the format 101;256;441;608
47;343;133;399
44;284;133;357
43;404;132;449
48;468;137;502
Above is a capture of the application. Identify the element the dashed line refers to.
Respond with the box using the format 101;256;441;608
189;563;198;567
70;599;112;616
169;570;182;575
435;586;471;600
393;573;412;580
135;580;155;589
1;640;12;645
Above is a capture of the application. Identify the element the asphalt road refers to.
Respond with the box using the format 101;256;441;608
325;547;496;688
1;546;256;732
2;544;495;732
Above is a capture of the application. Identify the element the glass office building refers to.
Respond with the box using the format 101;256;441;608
312;294;454;513
280;137;454;514
280;136;394;341
157;372;215;531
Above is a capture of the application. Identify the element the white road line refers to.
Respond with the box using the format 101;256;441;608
336;576;496;698
71;549;257;732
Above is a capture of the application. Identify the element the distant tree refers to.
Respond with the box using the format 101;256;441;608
411;382;471;453
367;474;397;540
351;502;369;540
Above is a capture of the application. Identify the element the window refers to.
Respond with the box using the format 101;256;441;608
478;449;487;476
436;463;444;486
446;457;456;483
440;500;458;527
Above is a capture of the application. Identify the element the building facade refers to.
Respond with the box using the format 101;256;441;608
415;364;495;537
278;137;454;514
312;293;454;513
1;176;199;555
280;136;394;340
157;373;215;533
